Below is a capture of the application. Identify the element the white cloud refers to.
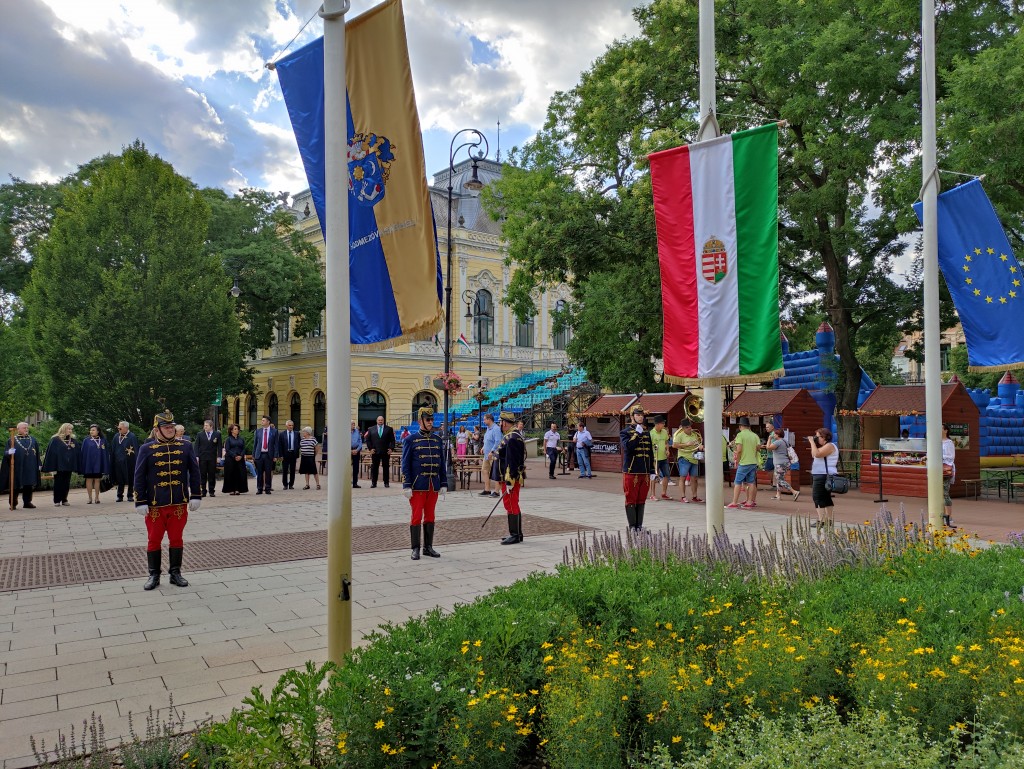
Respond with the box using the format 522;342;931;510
2;0;640;193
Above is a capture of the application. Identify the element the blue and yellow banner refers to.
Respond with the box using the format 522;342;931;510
914;179;1024;372
275;0;442;349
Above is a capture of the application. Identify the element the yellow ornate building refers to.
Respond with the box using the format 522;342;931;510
226;159;572;434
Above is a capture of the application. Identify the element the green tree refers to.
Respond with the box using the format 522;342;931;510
202;188;325;357
0;177;63;301
487;0;1017;420
0;314;48;424
23;141;246;427
941;29;1024;248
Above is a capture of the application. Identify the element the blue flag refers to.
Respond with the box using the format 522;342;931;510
913;179;1024;372
274;0;443;350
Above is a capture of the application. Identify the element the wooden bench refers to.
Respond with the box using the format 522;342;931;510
961;479;984;500
1012;482;1024;503
453;458;483;489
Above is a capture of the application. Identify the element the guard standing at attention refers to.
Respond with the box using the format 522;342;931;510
495;411;527;545
134;409;201;590
401;407;447;561
620;404;654;534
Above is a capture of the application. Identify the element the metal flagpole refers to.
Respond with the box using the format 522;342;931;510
7;427;15;511
322;0;353;664
697;0;725;536
921;0;944;529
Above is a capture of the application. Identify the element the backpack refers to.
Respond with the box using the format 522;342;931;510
787;443;799;464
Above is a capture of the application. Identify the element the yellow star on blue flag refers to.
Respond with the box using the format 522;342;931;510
914;179;1024;372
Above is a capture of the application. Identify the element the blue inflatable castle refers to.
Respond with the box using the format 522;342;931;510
772;322;875;434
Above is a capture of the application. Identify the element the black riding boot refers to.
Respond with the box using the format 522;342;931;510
168;547;189;587
410;525;421;560
144;550;161;591
635;503;646;532
422;522;441;557
943;514;957;530
500;515;521;545
516;515;524;543
625;504;637;530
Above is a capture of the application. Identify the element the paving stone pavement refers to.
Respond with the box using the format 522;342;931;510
1;457;1016;768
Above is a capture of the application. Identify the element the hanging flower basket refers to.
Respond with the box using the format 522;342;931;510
433;372;463;393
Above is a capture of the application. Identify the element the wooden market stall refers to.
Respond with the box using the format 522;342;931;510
855;383;980;499
575;394;638;474
723;389;821;489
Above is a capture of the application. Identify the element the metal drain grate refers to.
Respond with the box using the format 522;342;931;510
0;515;591;591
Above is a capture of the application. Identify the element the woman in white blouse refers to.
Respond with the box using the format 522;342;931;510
941;424;956;529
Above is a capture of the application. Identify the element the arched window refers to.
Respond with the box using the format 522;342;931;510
290;393;302;426
412;390;438;422
268;393;279;427
313;391;326;438
552;299;571;350
246;396;257;431
474;289;493;345
516;316;535;348
357;390;387;432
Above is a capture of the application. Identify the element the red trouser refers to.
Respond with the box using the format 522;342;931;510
146;504;188;551
409;489;439;525
502;482;522;515
622;473;651;505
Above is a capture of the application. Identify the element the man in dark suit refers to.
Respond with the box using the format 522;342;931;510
252;415;278;495
365;415;395;488
110;421;140;502
193;419;222;498
278;419;300;490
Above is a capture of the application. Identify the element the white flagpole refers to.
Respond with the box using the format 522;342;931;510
921;0;944;529
697;0;725;536
322;0;353;664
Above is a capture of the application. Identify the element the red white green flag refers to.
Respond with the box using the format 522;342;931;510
649;123;783;385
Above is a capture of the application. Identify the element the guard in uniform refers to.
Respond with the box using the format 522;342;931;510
2;422;41;509
495;411;526;545
111;421;140;503
401;407;447;561
134;409;201;590
620;404;654;533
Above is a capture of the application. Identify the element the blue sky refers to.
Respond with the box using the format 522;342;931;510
0;0;638;201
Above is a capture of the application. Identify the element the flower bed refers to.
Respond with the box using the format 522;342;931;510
35;516;1024;767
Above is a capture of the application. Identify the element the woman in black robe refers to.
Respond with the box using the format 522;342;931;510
42;423;80;506
221;423;249;495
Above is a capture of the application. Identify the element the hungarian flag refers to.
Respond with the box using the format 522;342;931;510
649;123;783;385
457;332;474;355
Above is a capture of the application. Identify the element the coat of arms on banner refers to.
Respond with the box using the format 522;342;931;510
348;132;395;207
701;237;728;284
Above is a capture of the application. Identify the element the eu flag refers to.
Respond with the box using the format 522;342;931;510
274;0;443;350
913;179;1024;372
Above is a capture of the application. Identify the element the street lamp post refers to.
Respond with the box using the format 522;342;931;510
464;290;491;427
443;129;489;489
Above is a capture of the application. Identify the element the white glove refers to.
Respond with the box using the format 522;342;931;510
440;489;446;503
403;487;413;499
505;480;514;490
188;498;201;513
135;505;149;516
635;425;644;433
5;448;14;455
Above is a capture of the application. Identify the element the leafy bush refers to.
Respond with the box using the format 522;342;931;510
637;703;1024;769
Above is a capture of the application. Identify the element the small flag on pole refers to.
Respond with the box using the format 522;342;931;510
913;179;1024;372
274;0;442;350
457;333;474;355
649;123;783;385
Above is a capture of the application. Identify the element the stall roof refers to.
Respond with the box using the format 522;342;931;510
579;394;638;417
723;389;811;416
632;392;689;416
856;383;961;415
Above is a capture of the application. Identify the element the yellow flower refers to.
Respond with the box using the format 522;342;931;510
908;682;919;689
672;735;682;743
375;719;385;730
381;743;392;753
383;687;391;695
877;673;886;681
899;597;908;603
970;644;982;651
622;695;629;701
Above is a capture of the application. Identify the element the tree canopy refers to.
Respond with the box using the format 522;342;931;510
23;142;246;427
202;187;325;356
487;0;1022;408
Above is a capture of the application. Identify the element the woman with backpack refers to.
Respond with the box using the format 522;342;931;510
764;427;800;502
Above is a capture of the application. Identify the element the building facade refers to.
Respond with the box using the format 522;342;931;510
226;159;572;434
